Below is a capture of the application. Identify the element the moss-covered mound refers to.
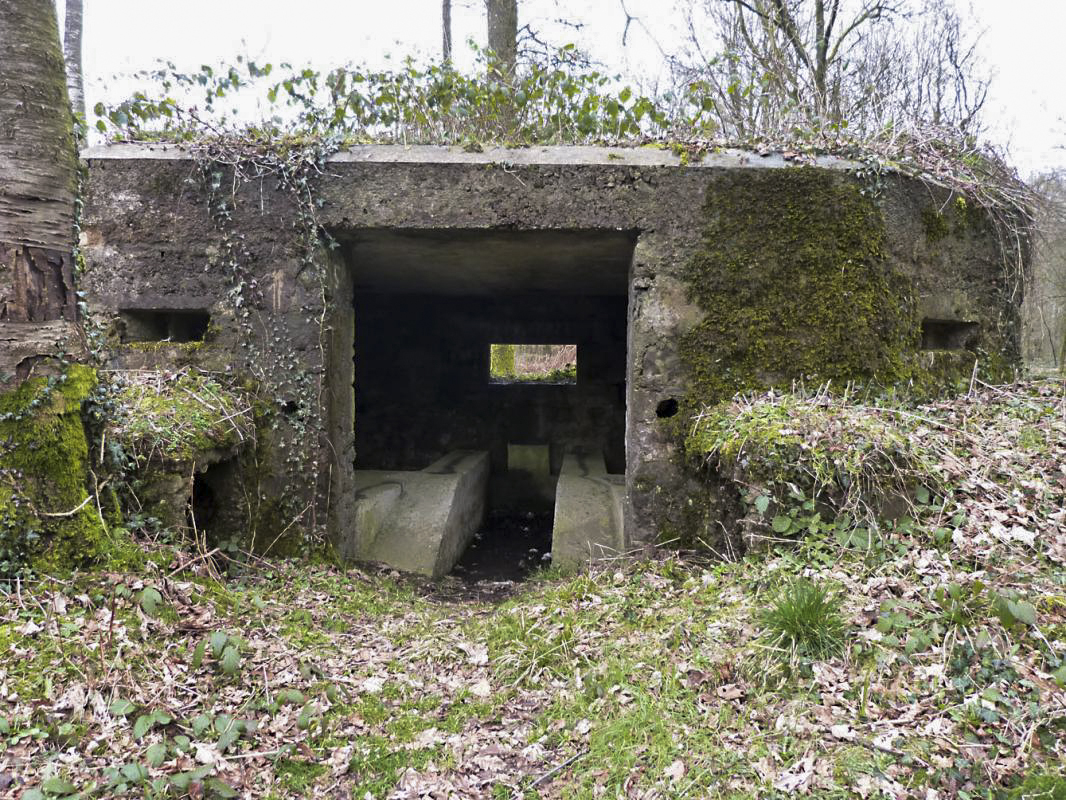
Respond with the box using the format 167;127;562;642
107;369;255;467
686;391;941;545
0;365;112;578
103;369;258;542
680;168;920;411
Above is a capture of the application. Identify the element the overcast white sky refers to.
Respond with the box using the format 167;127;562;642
63;0;1065;177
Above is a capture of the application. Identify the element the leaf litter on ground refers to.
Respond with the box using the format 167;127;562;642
1;378;1065;798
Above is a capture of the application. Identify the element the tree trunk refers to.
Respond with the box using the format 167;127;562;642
485;0;518;78
64;0;86;125
0;0;79;326
443;0;453;63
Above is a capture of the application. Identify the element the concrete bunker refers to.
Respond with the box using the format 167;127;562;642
78;145;1025;576
338;228;634;577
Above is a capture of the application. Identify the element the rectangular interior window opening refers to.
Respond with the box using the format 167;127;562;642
920;318;978;351
119;309;211;344
489;344;577;384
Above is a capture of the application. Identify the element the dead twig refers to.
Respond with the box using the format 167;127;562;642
527;748;588;791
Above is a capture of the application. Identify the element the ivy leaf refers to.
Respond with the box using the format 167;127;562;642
205;778;239;798
771;515;792;534
213;713;234;734
220;645;241;675
191;713;211;736
120;762;149;783
41;777;77;794
146;741;167;767
190;639;206;669
279;688;305;706
1007;600;1037;626
209;631;229;659
1052;665;1066;688
170;765;212;790
133;713;153;739
110;698;137;716
140;587;163;617
217;728;240;751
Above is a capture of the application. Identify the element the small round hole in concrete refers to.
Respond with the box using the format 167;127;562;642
656;398;679;418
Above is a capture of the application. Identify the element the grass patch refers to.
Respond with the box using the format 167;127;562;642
760;578;847;662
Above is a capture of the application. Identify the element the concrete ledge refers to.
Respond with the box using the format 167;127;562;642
344;450;489;578
551;452;626;571
83;143;862;171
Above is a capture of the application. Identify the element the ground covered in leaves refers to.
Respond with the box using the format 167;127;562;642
2;380;1066;799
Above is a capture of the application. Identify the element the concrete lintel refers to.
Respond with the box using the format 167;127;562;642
82;142;863;171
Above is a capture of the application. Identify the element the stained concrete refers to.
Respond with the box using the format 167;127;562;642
78;144;1025;567
345;229;634;296
345;450;489;578
551;452;626;570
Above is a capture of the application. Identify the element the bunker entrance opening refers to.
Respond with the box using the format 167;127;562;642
343;228;634;579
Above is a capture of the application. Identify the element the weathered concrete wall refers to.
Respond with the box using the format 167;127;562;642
1023;181;1066;369
80;144;1023;559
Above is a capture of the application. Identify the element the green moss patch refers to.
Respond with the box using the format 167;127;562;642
107;369;255;466
679;168;920;411
686;392;938;501
0;365;117;578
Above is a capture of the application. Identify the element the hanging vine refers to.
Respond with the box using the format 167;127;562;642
183;134;344;548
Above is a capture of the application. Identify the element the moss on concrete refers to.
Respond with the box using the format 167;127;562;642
922;207;951;243
0;365;126;578
108;371;254;466
678;168;921;414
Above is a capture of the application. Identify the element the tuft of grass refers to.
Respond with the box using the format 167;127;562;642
761;578;847;661
488;608;583;686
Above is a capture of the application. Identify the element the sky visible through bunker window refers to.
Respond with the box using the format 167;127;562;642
489;344;577;384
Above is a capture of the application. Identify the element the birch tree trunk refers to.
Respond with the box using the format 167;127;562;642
0;0;79;330
64;0;86;124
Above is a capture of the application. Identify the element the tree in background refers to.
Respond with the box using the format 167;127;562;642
670;0;988;138
64;0;86;125
443;0;453;62
1023;171;1066;368
486;0;518;77
0;0;79;331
